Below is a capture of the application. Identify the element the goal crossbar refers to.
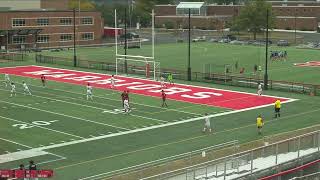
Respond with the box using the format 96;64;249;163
116;54;154;60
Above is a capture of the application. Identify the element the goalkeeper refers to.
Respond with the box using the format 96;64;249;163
167;73;174;85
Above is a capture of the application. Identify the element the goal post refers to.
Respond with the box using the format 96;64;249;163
116;54;160;80
114;9;159;80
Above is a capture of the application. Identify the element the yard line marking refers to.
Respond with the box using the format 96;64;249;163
0;137;32;149
0;115;85;139
65;108;320;177
2;87;170;123
18;98;297;156
26;83;204;116
0;100;130;131
0;88;118;115
129;114;168;123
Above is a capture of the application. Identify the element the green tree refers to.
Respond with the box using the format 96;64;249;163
234;0;275;40
69;0;96;10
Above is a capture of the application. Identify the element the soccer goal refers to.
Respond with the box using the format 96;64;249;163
114;9;160;80
116;54;161;80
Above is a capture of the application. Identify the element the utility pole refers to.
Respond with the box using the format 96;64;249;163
294;11;297;44
264;9;269;90
73;8;77;67
124;8;128;74
187;8;191;81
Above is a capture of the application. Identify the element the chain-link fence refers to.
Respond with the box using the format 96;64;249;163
141;131;320;180
35;54;320;96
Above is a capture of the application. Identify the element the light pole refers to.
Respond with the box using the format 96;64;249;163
73;8;77;67
187;8;191;81
264;9;269;90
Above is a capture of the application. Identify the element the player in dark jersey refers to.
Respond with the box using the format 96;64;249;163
41;74;46;87
29;160;37;170
161;90;168;107
121;91;126;108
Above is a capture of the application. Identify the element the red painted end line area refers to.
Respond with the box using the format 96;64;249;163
0;65;291;110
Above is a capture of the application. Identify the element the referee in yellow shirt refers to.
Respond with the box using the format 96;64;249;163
274;99;281;118
256;115;264;135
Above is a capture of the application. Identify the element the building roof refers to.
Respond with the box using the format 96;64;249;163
176;2;205;9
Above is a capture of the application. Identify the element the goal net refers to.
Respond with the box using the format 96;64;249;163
116;54;160;80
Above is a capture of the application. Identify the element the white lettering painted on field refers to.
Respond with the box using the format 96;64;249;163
45;74;76;78
64;76;101;81
127;84;161;90
181;92;223;99
150;87;192;95
24;70;64;75
87;78;126;84
115;82;143;87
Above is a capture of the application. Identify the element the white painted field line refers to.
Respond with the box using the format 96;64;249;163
21;99;298;152
26;83;202;116
0;115;85;139
0;137;32;149
0;88;117;115
0;100;130;131
30;65;296;101
129;114;168;123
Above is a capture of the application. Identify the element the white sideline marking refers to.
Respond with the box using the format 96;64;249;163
29;65;295;100
26;83;201;116
3;86;169;122
0;115;85;139
130;114;168;123
13;98;297;153
0;100;130;131
0;88;118;115
0;137;32;149
0;137;66;164
0;149;49;163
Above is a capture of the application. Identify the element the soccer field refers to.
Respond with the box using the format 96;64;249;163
38;42;320;84
0;64;319;179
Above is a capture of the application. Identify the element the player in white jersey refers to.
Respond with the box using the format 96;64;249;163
160;76;166;89
123;99;130;114
203;113;212;133
22;81;32;95
4;74;10;87
257;83;263;96
10;82;16;97
110;75;115;89
86;83;93;100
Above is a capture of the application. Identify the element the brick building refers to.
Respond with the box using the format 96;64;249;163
155;2;320;31
0;0;104;50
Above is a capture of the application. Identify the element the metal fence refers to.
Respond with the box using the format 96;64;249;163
141;130;320;180
78;141;239;180
0;52;26;61
35;54;320;96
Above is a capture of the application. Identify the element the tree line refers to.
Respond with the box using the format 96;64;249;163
69;0;275;39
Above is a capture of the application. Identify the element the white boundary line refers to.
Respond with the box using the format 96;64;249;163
0;137;32;149
0;76;203;116
0;115;85;139
0;65;296;109
11;98;297;153
0;100;130;131
0;137;67;165
0;88;118;114
28;65;296;101
0;87;170;124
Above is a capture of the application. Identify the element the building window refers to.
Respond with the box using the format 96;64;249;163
37;35;49;43
81;17;93;25
12;36;26;44
60;18;72;25
12;19;25;27
37;18;49;26
81;33;94;40
60;34;72;42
